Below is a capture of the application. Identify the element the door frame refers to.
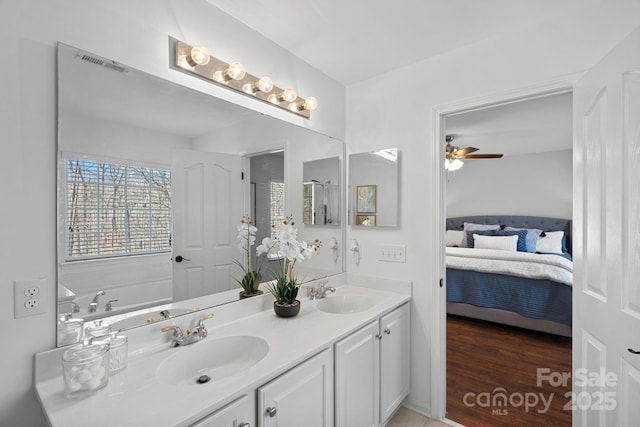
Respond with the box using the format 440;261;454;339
429;75;580;419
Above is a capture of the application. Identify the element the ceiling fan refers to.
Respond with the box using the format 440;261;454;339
445;135;503;171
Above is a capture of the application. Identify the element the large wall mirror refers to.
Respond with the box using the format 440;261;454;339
348;148;399;227
56;43;344;344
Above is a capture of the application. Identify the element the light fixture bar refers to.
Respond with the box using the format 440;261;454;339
174;40;316;119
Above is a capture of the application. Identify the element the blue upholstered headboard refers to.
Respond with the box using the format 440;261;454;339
446;215;572;254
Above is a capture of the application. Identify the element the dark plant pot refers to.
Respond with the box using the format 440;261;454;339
239;289;264;299
273;300;301;318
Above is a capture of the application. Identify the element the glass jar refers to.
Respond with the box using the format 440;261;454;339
85;320;111;339
95;333;128;374
57;314;84;346
62;342;110;399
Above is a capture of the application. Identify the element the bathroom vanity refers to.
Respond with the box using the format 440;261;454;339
35;275;411;427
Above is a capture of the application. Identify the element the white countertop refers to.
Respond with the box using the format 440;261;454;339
35;277;411;427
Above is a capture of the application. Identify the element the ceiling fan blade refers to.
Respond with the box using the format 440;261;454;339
463;154;504;159
454;146;479;156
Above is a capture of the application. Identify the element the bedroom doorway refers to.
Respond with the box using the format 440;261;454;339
439;90;574;425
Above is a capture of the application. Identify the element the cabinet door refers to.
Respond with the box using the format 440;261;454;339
190;394;253;427
380;303;411;423
258;348;333;427
335;321;380;427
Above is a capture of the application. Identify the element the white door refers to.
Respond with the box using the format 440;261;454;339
190;395;253;427
335;321;379;427
171;149;244;302
573;26;640;426
258;348;333;427
380;303;411;424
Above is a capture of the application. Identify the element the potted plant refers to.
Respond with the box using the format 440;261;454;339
234;215;263;298
257;215;321;317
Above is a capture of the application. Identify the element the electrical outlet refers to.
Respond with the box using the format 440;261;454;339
24;287;39;297
14;279;48;318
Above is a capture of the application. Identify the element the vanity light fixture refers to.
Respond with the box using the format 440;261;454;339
173;39;317;118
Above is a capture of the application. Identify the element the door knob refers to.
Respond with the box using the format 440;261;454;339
629;348;640;354
173;255;190;263
266;406;278;417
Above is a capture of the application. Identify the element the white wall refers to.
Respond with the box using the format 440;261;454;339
346;16;640;417
446;149;573;219
0;1;344;425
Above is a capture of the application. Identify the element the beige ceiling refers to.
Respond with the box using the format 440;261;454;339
206;0;640;85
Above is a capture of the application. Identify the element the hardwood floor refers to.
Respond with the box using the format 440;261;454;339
446;314;572;426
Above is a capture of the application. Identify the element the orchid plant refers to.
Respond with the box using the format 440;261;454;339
256;215;321;305
234;215;262;295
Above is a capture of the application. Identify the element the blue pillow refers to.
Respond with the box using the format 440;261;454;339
493;229;528;252
504;226;543;253
465;230;497;248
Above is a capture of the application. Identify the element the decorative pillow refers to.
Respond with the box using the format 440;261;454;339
445;230;465;247
462;222;500;247
504;226;543;253
465;229;497;248
493;229;529;252
536;231;565;255
473;234;519;252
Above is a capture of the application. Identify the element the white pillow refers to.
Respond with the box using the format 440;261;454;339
462;222;500;247
473;234;519;252
536;231;565;254
446;230;465;247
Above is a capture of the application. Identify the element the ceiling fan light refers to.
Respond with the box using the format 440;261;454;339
445;158;464;171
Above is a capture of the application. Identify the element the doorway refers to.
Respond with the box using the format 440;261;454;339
434;84;572;424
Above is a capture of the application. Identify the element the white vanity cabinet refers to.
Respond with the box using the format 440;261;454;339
258;348;334;427
189;395;253;427
335;303;410;427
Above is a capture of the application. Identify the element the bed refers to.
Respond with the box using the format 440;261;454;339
445;215;573;337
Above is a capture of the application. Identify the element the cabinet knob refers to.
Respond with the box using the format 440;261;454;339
266;406;278;417
239;423;251;427
384;328;391;335
375;334;383;340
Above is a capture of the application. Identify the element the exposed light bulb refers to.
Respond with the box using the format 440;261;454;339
288;102;299;112
267;94;279;104
299;96;318;111
278;87;297;102
224;62;246;81
187;45;210;66
255;76;274;93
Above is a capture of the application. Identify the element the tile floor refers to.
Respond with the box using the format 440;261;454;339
387;407;453;427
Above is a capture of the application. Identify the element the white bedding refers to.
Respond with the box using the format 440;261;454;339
446;247;573;286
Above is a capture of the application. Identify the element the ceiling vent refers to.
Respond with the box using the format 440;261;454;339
75;51;128;73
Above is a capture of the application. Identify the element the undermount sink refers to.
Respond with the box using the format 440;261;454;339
156;336;269;386
316;295;376;314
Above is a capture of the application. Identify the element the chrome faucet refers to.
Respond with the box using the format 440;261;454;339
88;290;105;312
105;299;118;311
307;281;336;300
162;313;213;347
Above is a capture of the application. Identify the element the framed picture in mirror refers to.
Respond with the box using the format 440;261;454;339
356;215;376;226
356;185;377;213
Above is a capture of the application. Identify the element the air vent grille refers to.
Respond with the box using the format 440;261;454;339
79;54;104;66
75;51;128;73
